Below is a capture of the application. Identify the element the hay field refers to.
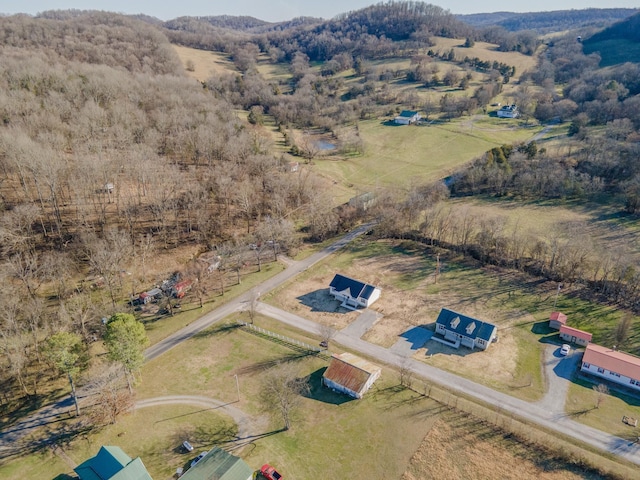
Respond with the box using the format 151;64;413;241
430;37;538;81
172;45;237;82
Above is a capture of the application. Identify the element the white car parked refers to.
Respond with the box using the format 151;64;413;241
560;344;571;356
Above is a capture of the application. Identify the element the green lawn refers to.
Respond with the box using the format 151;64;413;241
566;377;640;440
26;319;438;480
312;116;540;197
0;450;71;480
139;321;438;480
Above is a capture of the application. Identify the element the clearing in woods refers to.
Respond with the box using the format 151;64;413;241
173;44;237;81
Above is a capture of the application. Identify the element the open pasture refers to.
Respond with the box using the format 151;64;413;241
266;238;550;401
312;116;539;196
430;37;538;82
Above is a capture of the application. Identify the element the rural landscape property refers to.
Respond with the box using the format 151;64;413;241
2;1;640;479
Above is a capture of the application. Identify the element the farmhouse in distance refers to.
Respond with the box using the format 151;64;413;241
394;110;422;125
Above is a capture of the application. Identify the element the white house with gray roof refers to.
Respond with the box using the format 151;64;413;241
434;308;497;351
329;274;381;310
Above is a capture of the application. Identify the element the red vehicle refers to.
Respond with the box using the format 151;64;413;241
260;464;283;480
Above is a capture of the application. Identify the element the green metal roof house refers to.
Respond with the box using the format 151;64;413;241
180;447;253;480
74;446;153;480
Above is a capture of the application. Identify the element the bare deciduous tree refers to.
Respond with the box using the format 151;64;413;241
86;366;134;425
259;363;310;430
319;324;336;349
593;383;609;409
399;356;414;388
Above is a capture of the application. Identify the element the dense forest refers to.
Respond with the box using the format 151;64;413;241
1;0;640;420
459;8;639;33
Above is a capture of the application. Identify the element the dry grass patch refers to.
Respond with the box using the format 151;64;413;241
268;238;549;401
402;412;609;480
430;37;538;82
172;45;237;82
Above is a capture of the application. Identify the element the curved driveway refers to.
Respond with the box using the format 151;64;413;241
256;303;640;466
135;395;260;446
4;221;640;467
0;223;374;456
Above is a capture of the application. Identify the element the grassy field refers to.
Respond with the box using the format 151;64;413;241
565;376;640;443
0;405;238;480
311;116;539;201
172;45;237;82
429;37;538;83
10;313;636;480
91;320;433;480
266;237;548;401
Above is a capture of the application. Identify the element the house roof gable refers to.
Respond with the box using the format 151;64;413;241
583;343;640;379
436;308;496;341
549;311;567;324
75;446;152;480
397;110;418;118
330;274;378;300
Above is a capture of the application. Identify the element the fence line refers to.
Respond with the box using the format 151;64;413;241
238;321;323;353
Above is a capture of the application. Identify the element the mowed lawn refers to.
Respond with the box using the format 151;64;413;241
30;315;630;480
312;117;539;193
100;320;434;480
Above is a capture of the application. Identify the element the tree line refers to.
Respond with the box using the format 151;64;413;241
0;13;342;413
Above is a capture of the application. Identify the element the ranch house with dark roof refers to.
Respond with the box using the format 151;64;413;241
329;273;381;309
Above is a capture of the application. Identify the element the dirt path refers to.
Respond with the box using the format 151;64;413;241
135;395;266;451
0;223;375;457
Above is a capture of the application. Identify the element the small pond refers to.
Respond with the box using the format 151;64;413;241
316;140;337;151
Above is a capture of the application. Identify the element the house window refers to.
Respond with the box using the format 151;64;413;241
597;367;604;373
631;379;637;385
583;363;590;369
614;373;620;377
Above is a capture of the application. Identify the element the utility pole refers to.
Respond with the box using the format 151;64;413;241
553;283;563;309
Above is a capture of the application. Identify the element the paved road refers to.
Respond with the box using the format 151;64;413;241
257;303;640;466
0;223;375;456
145;222;374;361
5;220;640;467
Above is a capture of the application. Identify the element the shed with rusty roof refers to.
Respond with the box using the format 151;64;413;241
322;352;381;399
